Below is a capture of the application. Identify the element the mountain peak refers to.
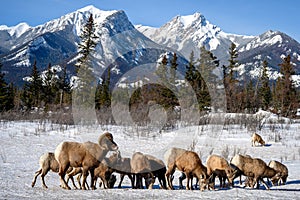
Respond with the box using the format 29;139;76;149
77;5;99;13
177;12;205;28
0;22;31;37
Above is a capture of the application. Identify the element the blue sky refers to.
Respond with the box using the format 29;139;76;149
1;0;299;42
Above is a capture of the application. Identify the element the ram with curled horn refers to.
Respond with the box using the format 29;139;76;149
54;132;118;190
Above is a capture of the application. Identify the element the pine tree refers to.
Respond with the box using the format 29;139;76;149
224;42;239;112
57;65;71;107
197;46;220;110
0;62;13;111
96;67;111;109
156;55;168;84
258;60;272;110
42;63;58;109
22;61;42;109
76;14;99;72
185;51;196;83
170;52;178;86
74;14;99;109
276;55;298;117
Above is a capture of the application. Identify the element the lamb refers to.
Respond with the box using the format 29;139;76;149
54;132;118;190
229;154;280;190
130;152;155;189
165;150;208;191
206;154;235;189
268;160;288;185
31;152;77;189
251;133;265;146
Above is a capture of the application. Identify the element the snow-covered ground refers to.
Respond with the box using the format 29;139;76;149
0;118;299;199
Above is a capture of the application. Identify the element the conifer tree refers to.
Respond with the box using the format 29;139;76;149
197;46;219;110
276;55;298;117
224;42;239;112
0;62;12;111
57;65;71;107
156;55;168;84
170;53;178;86
74;14;99;109
42;63;58;108
258;60;272;110
22;61;42;109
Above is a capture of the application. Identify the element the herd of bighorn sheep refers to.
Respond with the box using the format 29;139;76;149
32;132;288;191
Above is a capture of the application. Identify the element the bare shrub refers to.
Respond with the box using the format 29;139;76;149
221;146;229;160
0;148;7;163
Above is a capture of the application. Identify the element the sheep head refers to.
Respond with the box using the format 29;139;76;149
98;132;118;151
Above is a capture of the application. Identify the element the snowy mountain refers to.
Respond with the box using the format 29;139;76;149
137;13;300;84
0;5;171;86
1;6;300;86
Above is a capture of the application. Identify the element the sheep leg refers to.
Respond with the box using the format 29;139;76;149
159;175;167;189
58;164;71;190
118;174;125;188
128;174;134;189
81;168;89;190
179;172;186;189
76;173;82;189
31;168;42;187
135;174;142;189
66;168;79;189
165;165;176;190
41;171;49;189
185;173;191;190
147;173;155;189
260;178;270;190
69;176;78;189
90;168;95;190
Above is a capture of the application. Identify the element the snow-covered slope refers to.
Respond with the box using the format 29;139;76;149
137;13;231;59
0;115;299;199
136;13;300;85
0;5;168;86
1;6;300;87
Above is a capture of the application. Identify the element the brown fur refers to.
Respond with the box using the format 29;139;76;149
93;152;121;189
54;132;118;190
251;133;265;146
206;154;235;188
268;160;288;185
32;152;79;189
164;147;187;189
165;151;208;191
230;154;279;190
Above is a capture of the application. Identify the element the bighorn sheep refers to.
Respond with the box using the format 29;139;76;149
31;152;78;189
93;152;121;189
268;160;288;185
251;133;265;146
145;154;167;189
165;150;208;191
54;132;118;190
164;147;187;189
230;154;280;190
130;152;155;189
113;155;134;188
206;154;235;189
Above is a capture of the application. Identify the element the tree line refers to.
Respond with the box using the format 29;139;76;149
0;14;299;122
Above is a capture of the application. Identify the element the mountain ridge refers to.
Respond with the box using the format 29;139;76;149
1;5;300;87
